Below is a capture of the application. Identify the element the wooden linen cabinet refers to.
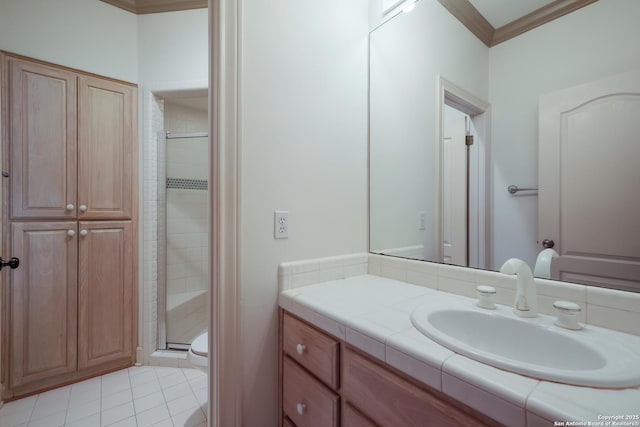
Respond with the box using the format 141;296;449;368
1;52;137;399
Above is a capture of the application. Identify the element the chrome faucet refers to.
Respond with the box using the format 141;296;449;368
499;258;538;318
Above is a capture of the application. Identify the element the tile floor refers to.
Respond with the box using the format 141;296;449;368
0;366;208;427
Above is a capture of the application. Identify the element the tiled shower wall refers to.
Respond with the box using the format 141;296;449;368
142;90;164;364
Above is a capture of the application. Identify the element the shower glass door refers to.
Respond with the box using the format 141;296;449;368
159;131;209;350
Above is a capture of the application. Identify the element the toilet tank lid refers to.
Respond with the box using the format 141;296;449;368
191;332;208;357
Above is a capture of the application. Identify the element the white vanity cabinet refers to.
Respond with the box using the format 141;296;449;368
279;311;496;427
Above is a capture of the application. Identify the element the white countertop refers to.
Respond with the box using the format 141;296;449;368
279;274;640;427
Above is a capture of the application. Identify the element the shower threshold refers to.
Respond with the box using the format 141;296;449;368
166;343;190;351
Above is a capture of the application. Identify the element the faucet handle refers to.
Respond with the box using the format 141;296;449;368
476;285;496;310
553;300;582;330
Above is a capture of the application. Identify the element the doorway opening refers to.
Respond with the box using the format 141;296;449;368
437;77;491;270
156;94;209;351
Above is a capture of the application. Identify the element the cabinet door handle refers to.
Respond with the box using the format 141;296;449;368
296;403;306;415
79;204;87;212
66;204;74;211
80;230;88;236
0;257;19;271
296;344;306;355
67;230;75;237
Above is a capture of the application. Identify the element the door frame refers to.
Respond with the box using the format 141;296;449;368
210;1;242;426
0;50;7;401
436;76;491;269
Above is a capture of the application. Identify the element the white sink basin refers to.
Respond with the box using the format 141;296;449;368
410;296;640;388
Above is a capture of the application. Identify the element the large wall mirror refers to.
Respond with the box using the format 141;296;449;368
369;0;640;292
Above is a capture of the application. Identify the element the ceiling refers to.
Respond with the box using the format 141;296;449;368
468;0;556;28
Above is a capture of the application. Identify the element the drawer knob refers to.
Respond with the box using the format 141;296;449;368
296;344;306;355
79;204;87;212
296;403;306;415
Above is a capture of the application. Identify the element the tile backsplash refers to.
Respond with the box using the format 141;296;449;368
279;253;640;336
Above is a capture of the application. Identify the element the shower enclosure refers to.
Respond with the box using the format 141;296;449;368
157;129;209;350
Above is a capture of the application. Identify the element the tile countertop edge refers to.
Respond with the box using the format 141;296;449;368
278;275;640;426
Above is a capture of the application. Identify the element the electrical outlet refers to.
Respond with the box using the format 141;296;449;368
419;211;426;230
274;211;289;239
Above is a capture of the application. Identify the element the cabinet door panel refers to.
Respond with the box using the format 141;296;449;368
8;57;77;219
78;77;136;220
342;348;489;427
78;221;135;369
10;222;78;387
343;402;378;427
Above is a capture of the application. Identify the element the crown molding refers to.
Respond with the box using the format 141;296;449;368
437;0;598;47
492;0;599;45
100;0;207;14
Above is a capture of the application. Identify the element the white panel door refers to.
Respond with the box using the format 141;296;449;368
442;115;467;265
538;69;640;291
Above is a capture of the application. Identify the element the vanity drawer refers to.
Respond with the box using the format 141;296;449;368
342;348;489;427
283;313;339;388
283;356;339;427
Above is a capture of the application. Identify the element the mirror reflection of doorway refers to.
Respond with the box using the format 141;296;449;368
438;78;490;270
442;105;469;266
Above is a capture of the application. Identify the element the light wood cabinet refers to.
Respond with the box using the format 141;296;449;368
7;55;136;221
78;221;135;369
342;348;490;427
280;311;496;427
9;222;78;390
283;356;339;427
8;57;77;219
283;312;339;389
78;77;135;220
342;403;377;427
1;52;137;399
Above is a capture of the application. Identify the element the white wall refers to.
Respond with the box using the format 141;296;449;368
0;0;138;82
137;9;208;87
369;0;489;258
240;0;370;425
489;0;640;269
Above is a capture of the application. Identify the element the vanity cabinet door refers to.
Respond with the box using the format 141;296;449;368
342;348;489;427
343;402;378;427
283;313;339;389
283;356;339;427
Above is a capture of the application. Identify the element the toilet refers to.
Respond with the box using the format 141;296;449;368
188;332;208;373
